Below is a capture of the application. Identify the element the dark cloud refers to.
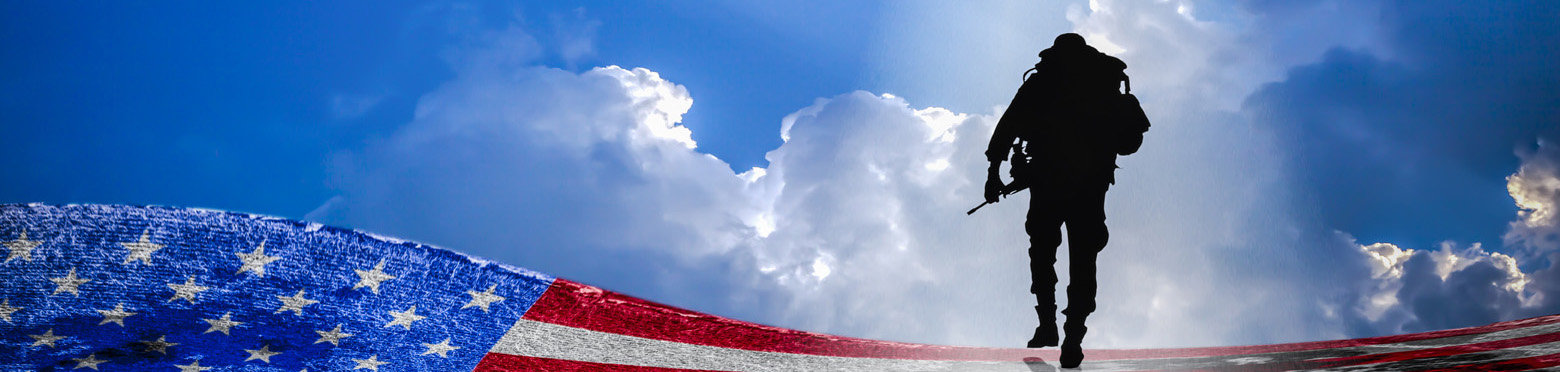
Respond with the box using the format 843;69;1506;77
1244;0;1560;251
1525;253;1560;315
1236;0;1560;338
1397;253;1517;330
1346;140;1560;336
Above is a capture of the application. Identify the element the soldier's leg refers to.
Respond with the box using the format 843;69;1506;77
1026;195;1064;317
1062;218;1106;321
1062;185;1108;317
1026;192;1064;348
1059;183;1108;366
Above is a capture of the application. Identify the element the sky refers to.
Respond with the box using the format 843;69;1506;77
3;0;1559;349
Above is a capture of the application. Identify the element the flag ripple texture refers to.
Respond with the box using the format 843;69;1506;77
3;204;1560;371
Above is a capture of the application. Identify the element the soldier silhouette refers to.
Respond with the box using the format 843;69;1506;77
982;33;1147;369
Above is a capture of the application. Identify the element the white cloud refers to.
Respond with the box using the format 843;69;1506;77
312;44;1350;347
314;4;1348;349
315;60;758;262
1348;238;1540;330
1361;242;1414;280
595;66;697;149
862;0;1555;347
1357;241;1410;322
311;3;1560;352
1507;141;1560;257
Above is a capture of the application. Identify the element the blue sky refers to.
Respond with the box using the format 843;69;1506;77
4;1;1559;348
0;1;884;214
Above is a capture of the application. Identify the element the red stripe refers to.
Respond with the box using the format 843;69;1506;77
1411;352;1560;372
522;279;1560;361
1313;330;1560;368
520;279;1052;361
475;353;734;372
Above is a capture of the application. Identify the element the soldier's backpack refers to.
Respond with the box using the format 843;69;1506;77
1112;76;1150;155
1021;62;1151;156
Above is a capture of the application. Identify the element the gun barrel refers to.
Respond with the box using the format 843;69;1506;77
968;180;1030;216
967;201;991;215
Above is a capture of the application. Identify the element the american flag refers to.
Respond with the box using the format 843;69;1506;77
3;204;1559;371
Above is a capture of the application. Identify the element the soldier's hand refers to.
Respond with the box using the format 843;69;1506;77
984;177;1003;203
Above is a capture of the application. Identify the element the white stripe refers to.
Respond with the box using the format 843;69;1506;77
1073;320;1560;371
1304;340;1560;372
490;319;1121;372
489;318;1560;372
1336;319;1560;356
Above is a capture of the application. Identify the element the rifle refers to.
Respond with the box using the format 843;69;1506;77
967;140;1033;215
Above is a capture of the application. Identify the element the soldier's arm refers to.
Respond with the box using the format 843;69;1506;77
986;120;1014;180
987;79;1039;177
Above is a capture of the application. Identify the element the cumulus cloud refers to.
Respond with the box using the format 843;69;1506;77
1346;238;1544;334
310;1;1560;350
309;2;1312;350
1063;0;1560;342
307;9;1375;347
1507;141;1560;258
865;0;1560;346
1313;139;1560;341
309;46;1043;344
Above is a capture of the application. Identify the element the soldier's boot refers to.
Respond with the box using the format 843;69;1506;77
1059;318;1087;368
1026;305;1059;348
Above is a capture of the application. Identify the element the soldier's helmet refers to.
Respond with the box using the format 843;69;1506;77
1053;33;1086;48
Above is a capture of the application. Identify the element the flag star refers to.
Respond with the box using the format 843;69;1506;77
71;353;106;370
29;328;65;348
50;267;91;296
385;305;427;330
174;360;213;372
274;290;318;316
351;355;387;370
96;303;137;326
202;312;244;335
139;335;178;354
419;337;461;358
167;276;211;303
462;284;505;312
4;230;41;262
314;324;353;346
352;260;396;294
244;344;281;363
119;229;165;265
235;241;281;276
0;298;20;323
